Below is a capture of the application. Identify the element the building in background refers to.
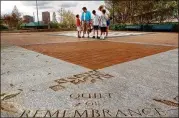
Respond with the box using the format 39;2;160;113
42;11;50;24
20;22;48;29
23;15;34;23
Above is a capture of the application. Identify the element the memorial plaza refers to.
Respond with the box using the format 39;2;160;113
1;0;178;117
1;31;178;117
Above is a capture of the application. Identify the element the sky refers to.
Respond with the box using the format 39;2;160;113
1;1;105;22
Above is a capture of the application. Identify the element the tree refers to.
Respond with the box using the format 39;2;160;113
152;0;178;23
58;9;75;28
0;17;9;31
105;0;178;24
49;22;59;29
3;13;19;28
3;14;13;28
12;5;21;20
3;5;22;29
52;12;57;23
0;15;3;25
169;0;179;21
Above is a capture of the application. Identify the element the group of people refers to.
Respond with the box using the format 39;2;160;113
76;5;112;40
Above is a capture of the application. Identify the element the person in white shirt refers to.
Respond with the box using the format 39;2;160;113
92;10;100;39
99;9;108;40
98;5;110;16
98;5;110;38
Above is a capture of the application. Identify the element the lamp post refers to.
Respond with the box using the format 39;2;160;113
36;0;39;28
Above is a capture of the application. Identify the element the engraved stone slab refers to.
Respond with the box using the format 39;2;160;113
1;46;90;92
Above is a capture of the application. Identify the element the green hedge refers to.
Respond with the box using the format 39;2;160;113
172;23;179;32
110;24;126;30
0;25;8;31
110;22;179;32
49;22;59;29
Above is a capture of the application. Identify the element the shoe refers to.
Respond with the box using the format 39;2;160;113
88;36;90;38
102;35;105;40
78;36;81;38
92;36;95;38
100;36;103;40
97;36;100;39
103;35;105;40
82;36;85;38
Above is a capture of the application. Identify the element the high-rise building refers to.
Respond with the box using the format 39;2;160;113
42;11;50;24
23;15;34;23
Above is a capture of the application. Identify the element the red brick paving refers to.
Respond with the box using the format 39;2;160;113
21;41;176;70
108;32;178;46
1;32;178;46
1;32;89;46
2;32;177;69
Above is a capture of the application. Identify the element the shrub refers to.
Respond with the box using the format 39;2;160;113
110;24;126;31
0;25;8;31
16;22;23;30
49;22;59;29
142;24;153;31
58;23;67;28
173;23;179;32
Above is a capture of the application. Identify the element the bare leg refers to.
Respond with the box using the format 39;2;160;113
87;24;90;38
103;32;106;39
93;29;95;36
87;30;89;37
106;26;109;37
100;31;103;39
83;30;85;37
82;22;85;37
78;31;81;38
100;30;102;38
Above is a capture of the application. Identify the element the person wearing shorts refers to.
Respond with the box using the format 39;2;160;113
81;7;92;38
99;9;108;40
98;5;110;38
92;10;100;39
76;14;81;38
